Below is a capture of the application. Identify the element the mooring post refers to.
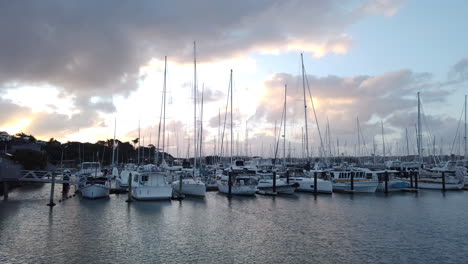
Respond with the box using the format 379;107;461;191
47;173;56;207
408;171;413;188
3;182;8;200
313;172;318;194
272;171;277;193
442;171;446;192
286;170;290;184
62;175;70;194
126;173;133;202
228;171;232;197
384;170;389;194
350;171;354;191
414;171;418;189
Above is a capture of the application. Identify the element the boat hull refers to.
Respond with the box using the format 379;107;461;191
416;180;464;190
332;181;378;193
80;184;109;199
131;186;173;200
376;180;410;192
172;180;206;196
218;184;257;196
290;178;333;194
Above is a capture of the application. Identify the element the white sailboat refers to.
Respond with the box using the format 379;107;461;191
77;162;110;199
217;69;257;196
328;167;379;193
131;167;172;200
285;53;333;194
172;43;206;197
414;92;465;190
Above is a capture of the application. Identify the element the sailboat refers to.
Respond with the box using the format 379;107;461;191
130;57;172;200
412;92;465;190
78;161;110;199
287;53;333;194
217;69;257;196
256;84;298;194
171;42;206;197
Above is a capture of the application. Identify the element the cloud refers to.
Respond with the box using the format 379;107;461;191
0;0;404;95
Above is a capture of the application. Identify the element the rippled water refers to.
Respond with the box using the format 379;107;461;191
1;184;467;264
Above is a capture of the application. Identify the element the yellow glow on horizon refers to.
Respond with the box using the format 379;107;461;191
1;119;31;135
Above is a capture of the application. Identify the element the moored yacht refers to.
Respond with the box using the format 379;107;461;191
80;176;110;199
329;168;379;193
218;171;257;196
256;172;297;194
131;167;172;200
287;169;333;194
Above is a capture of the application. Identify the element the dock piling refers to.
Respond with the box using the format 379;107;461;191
3;182;8;200
126;173;133;203
350;171;354;191
384;171;389;194
314;172;318;194
228;171;232;197
442;172;446;192
47;173;56;207
272;171;276;193
414;171;418;189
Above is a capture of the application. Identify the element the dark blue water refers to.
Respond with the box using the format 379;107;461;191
1;184;467;264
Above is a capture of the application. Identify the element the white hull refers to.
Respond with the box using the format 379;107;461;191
172;180;206;196
80;184;109;199
290;178;333;194
257;180;297;194
115;179;129;189
416;180;464;190
131;186;173;200
218;183;257;196
332;181;378;193
376;180;410;192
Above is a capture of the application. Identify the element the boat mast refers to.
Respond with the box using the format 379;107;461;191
112;117;116;166
283;84;287;165
162;56;167;165
405;127;410;157
230;69;233;166
301;53;310;163
381;120;385;162
138;120;141;165
199;83;204;162
465;94;467;159
193;42;197;177
357;117;361;163
417;92;422;165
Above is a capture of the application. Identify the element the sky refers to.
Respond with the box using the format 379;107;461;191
0;0;467;159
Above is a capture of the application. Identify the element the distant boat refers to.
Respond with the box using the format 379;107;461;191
256;172;297;194
76;162;110;199
328;167;379;193
218;173;257;196
359;168;410;192
415;164;465;190
131;167;172;200
287;169;333;194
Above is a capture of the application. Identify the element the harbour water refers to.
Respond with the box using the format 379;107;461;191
1;185;467;264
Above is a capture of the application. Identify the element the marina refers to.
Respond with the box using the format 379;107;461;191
1;182;468;263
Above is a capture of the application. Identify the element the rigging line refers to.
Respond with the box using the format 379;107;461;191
303;70;326;159
450;103;465;154
219;72;231;159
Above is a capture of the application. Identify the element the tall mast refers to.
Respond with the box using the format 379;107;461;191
405;127;410;157
193;42;197;176
357;117;361;160
112;117;116;166
381;120;385;161
162;56;167;164
230;69;233;165
417;92;422;164
301;53;310;162
464;94;467;159
283;84;287;165
199;83;204;162
138;120;141;165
